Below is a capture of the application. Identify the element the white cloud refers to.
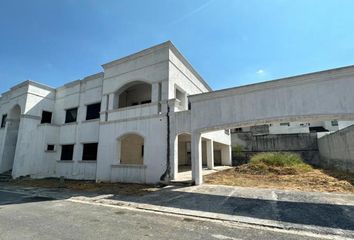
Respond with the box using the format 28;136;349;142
256;69;265;75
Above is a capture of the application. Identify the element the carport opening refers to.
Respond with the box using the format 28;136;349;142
178;133;213;172
119;134;144;165
114;82;152;109
175;132;231;182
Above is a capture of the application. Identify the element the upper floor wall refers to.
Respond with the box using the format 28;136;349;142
0;81;55;120
0;41;211;124
54;73;103;125
101;41;212;114
168;46;211;111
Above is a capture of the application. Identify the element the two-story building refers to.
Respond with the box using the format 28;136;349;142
0;41;232;184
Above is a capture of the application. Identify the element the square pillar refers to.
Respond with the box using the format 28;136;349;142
206;139;214;170
221;145;232;166
170;134;178;180
192;131;203;185
108;93;115;110
151;82;160;103
100;95;108;122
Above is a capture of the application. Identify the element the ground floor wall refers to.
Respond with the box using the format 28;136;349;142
318;125;354;174
96;116;168;184
5;116;100;180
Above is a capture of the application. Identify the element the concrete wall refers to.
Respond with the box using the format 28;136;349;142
189;66;354;133
232;132;319;166
318;125;354;173
97;117;167;184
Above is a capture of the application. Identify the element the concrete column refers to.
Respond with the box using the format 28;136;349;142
192;131;203;185
206;139;214;170
151;82;160;103
108;93;115;110
170;134;178;180
100;95;108;122
101;95;108;112
221;145;232;166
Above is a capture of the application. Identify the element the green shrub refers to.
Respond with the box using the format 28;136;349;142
248;152;312;174
232;144;244;157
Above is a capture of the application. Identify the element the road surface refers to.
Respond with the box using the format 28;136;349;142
0;190;334;240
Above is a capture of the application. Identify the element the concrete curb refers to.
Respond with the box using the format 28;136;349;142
1;184;354;239
67;195;354;239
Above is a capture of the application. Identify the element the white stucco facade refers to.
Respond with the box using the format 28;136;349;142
0;41;231;184
2;41;354;185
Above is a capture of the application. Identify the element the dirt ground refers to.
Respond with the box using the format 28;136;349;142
204;166;354;194
9;178;159;196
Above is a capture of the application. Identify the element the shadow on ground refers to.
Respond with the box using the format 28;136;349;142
0;190;55;206
106;186;354;231
2;182;354;232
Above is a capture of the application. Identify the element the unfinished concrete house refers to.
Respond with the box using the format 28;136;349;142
0;41;231;184
1;41;354;185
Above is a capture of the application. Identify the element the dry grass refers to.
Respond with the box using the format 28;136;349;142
10;178;159;196
204;166;354;193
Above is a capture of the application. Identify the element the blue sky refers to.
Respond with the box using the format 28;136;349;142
1;0;354;93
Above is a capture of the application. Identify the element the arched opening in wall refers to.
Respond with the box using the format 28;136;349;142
114;82;152;109
118;133;144;165
1;105;21;173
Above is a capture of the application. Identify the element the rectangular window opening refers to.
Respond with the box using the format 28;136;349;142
331;120;338;126
60;144;74;160
86;103;101;120
141;100;151;105
82;143;98;161
47;144;55;151
1;114;7;128
41;111;52;124
65;108;78;123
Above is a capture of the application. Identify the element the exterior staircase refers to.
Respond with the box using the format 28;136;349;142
0;170;12;182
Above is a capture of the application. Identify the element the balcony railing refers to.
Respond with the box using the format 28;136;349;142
107;103;159;122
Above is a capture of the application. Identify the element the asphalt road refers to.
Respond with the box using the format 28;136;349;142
0;190;332;240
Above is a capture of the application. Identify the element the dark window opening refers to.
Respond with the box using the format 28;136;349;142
309;126;329;133
82;143;98;161
141;100;151;105
331;120;338;126
131;102;139;106
41;111;52;124
60;144;74;160
280;122;290;126
1;114;7;128
65;108;78;123
86;103;101;120
141;145;144;157
232;127;243;133
47;144;55;151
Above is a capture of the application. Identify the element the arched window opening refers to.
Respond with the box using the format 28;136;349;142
119;134;144;165
115;82;152;109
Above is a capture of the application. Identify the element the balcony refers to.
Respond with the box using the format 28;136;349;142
107;102;159;122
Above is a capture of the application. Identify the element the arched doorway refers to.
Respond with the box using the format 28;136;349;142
114;82;152;109
117;133;144;165
1;105;21;173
